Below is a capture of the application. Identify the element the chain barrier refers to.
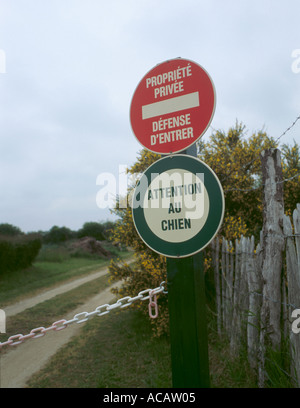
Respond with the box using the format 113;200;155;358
148;290;159;319
0;281;167;349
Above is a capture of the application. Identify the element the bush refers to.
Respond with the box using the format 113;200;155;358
77;222;105;241
43;226;75;244
0;234;42;275
101;221;116;240
0;223;23;236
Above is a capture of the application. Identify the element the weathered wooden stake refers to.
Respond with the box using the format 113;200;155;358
258;148;285;387
283;205;300;387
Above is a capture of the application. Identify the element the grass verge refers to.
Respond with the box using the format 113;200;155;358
207;320;257;388
0;273;111;346
0;251;261;388
0;249;132;307
21;303;257;388
27;309;172;388
26;305;258;388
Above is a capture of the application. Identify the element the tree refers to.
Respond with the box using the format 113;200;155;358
109;122;300;337
197;121;277;239
77;222;105;241
44;225;74;244
0;223;23;236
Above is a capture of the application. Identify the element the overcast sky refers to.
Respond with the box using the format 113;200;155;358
0;0;299;233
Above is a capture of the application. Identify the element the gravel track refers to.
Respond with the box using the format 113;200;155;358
0;261;130;388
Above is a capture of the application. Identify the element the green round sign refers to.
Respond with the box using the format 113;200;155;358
132;155;224;258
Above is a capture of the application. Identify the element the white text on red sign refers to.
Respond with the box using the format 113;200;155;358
145;65;192;98
141;63;200;148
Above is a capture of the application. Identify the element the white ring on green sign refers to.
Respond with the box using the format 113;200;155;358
143;168;210;243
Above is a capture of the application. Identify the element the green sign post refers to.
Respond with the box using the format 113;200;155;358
167;252;210;387
130;58;223;388
132;153;224;387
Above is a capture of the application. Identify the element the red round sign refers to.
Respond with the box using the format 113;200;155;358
130;58;216;154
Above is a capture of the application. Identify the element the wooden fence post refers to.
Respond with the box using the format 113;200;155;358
283;205;300;386
240;236;249;340
258;148;285;387
247;236;262;370
212;237;222;335
221;239;227;333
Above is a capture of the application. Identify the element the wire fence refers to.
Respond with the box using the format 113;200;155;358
275;114;300;144
209;112;300;194
211;202;300;388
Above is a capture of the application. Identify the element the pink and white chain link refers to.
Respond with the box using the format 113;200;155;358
0;282;166;349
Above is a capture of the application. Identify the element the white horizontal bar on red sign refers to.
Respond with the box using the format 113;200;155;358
142;92;200;120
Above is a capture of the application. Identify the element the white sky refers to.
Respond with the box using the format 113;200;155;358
0;0;299;232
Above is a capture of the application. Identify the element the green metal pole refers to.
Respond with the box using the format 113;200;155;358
167;252;210;388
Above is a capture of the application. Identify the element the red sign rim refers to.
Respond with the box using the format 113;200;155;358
130;58;216;154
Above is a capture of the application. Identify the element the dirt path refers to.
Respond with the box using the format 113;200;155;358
0;260;134;388
5;265;113;317
0;283;121;388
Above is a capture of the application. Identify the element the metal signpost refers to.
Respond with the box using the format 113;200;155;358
130;58;223;388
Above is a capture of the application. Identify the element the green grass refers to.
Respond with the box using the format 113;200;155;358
0;272;112;345
0;246;281;388
207;326;257;388
1;266;259;388
25;304;258;388
0;245;132;307
27;309;173;388
0;259;110;307
262;342;296;388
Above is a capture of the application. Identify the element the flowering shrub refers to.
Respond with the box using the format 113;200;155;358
109;122;300;337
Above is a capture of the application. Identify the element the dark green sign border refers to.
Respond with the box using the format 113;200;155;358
132;155;225;258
